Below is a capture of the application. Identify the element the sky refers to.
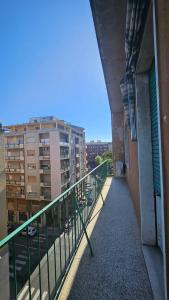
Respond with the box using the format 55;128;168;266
0;1;111;142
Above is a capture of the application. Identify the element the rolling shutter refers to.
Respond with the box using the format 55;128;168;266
149;62;161;196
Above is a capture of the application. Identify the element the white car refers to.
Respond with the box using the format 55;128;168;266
21;226;37;237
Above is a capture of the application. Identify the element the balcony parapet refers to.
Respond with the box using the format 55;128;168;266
40;193;51;200
59;141;69;146
39;155;50;160
60;154;69;160
61;166;70;173
40;182;51;187
7;192;25;198
6;180;25;186
39;140;50;147
27;192;39;199
5;143;24;149
39;167;51;174
5;156;24;161
5;168;24;173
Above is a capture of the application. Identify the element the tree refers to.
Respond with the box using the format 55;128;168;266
95;155;103;165
101;150;112;161
101;151;113;174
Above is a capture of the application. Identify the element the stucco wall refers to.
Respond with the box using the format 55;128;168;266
126;130;140;225
112;112;124;162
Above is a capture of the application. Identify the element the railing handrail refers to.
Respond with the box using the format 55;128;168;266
0;160;108;248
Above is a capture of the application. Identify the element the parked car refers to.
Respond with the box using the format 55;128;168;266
20;226;37;237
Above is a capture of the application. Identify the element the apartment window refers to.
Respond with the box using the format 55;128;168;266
27;150;35;156
28;163;36;170
26;137;35;143
60;132;69;143
19;212;27;222
57;124;64;130
41;147;49;152
28;176;36;183
8;211;14;222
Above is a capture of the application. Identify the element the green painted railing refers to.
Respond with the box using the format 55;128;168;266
0;161;108;300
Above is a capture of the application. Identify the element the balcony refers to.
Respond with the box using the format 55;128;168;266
39;154;50;160
39;166;51;174
59;132;69;146
58;178;153;300
5;143;24;149
0;162;153;300
6;192;25;199
27;192;39;199
59;141;69;146
40;192;51;200
60;154;69;160
40;182;51;187
61;177;70;186
39;139;50;147
61;166;70;173
6;180;25;186
5;168;24;173
5;155;24;161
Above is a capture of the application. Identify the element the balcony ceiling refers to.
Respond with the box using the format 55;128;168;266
90;0;127;113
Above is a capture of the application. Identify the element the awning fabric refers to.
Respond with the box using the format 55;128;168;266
120;0;150;140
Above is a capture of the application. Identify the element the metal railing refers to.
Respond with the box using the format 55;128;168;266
0;161;108;300
6;180;25;186
5;143;24;148
6;192;25;199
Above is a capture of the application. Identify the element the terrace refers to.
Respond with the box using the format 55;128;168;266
0;162;153;299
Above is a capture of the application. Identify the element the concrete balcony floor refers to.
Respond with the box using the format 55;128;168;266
58;178;153;300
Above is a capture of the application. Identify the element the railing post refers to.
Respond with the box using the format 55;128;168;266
12;238;17;300
93;173;105;206
72;187;77;251
74;187;94;257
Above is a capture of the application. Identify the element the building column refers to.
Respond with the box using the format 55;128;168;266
135;73;156;245
153;1;169;298
112;112;124;177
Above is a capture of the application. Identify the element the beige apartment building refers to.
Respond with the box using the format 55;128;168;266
4;116;86;224
0;126;9;300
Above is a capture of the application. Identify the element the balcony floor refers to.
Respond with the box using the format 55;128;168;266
58;178;153;300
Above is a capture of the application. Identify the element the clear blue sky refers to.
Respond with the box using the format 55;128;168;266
0;1;111;142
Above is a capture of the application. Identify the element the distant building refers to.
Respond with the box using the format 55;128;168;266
86;140;112;170
4;116;86;224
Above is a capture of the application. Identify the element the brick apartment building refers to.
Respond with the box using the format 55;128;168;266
86;140;112;170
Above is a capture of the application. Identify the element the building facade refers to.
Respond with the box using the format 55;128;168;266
0;127;9;299
86;141;112;170
4;116;86;224
90;0;169;298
